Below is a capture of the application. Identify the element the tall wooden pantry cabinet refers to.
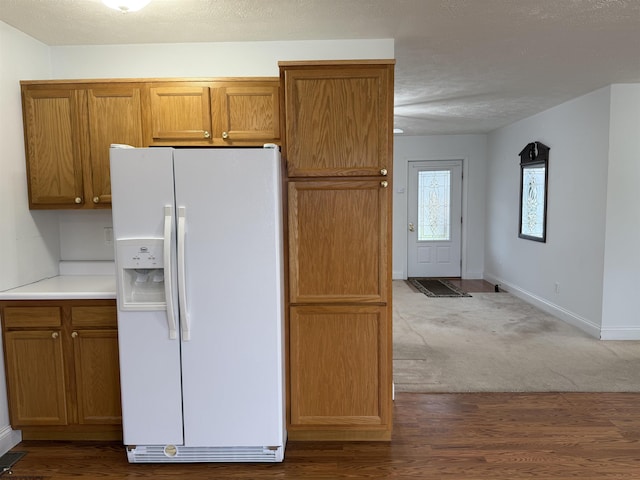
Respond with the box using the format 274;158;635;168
280;60;395;441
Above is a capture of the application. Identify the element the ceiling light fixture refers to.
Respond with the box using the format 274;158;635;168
102;0;152;13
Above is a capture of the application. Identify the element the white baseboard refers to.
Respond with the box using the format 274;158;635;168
462;271;484;280
392;270;406;280
600;328;640;340
484;274;602;339
0;425;21;455
393;270;484;280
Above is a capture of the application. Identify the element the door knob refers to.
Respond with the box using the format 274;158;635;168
408;223;415;232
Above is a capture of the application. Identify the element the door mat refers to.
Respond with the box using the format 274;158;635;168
0;451;26;476
407;278;472;297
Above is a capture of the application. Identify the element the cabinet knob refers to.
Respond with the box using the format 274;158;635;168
203;131;211;139
380;181;389;188
74;197;82;204
380;168;388;176
52;332;59;339
92;197;100;204
72;331;78;338
222;131;229;140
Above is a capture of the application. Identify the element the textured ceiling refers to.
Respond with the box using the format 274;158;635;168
1;0;639;135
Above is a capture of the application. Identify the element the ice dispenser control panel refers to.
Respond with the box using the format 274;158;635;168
118;239;163;269
117;239;166;310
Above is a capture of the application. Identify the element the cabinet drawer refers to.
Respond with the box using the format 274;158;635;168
3;307;61;328
71;306;117;328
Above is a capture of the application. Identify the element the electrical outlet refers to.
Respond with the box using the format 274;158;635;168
104;227;114;246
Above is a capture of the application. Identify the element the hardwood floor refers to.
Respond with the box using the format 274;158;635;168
445;278;497;293
8;392;640;479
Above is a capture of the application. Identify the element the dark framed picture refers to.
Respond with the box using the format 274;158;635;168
518;142;549;242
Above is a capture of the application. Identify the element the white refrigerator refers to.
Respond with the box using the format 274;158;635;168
110;146;286;463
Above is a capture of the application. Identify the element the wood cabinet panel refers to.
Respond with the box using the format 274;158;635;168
214;84;280;143
22;88;84;207
289;305;390;429
71;305;117;328
147;85;213;144
72;330;122;424
283;66;392;177
288;179;389;303
86;86;144;205
3;306;61;328
4;330;68;426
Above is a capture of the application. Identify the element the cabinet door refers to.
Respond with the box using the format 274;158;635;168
288;179;390;303
72;329;122;424
4;330;68;426
22;87;85;207
289;305;391;433
283;66;393;177
214;83;280;144
147;85;213;144
87;86;144;206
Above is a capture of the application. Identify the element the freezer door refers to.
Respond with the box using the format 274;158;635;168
173;148;285;447
110;147;184;445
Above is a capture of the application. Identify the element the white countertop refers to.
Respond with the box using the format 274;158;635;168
0;275;116;300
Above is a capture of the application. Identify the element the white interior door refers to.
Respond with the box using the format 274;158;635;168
407;160;462;278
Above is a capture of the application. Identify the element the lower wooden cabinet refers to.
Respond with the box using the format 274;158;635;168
0;300;122;440
288;305;392;440
3;329;68;426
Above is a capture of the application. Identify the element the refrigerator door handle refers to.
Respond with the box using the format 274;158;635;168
163;206;178;339
177;206;191;341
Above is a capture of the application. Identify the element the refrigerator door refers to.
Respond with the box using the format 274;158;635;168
173;148;285;447
110;147;184;445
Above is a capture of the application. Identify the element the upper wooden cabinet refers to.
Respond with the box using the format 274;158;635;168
22;87;85;208
21;82;144;209
214;82;280;143
20;77;280;209
144;79;280;146
281;62;393;177
147;83;213;144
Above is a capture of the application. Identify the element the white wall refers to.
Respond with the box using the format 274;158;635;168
50;39;395;261
393;135;487;280
0;23;59;289
51;39;394;78
485;87;612;338
0;20;56;453
601;84;640;339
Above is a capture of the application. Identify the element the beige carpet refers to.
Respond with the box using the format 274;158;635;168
393;280;640;392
